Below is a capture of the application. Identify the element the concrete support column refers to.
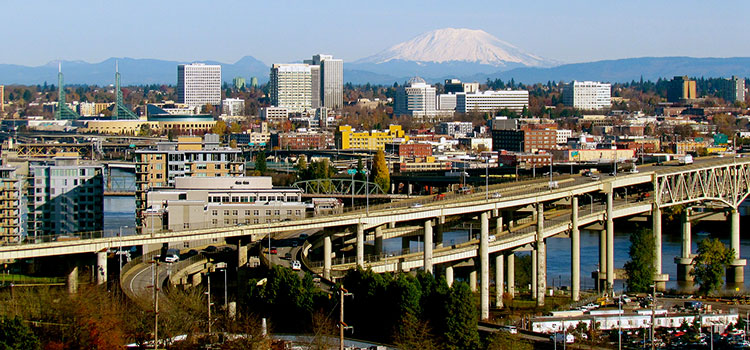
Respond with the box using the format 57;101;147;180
496;216;503;236
469;266;478;293
599;229;607;289
424;220;434;275
356;223;364;267
402;237;410;251
652;204;668;290
536;203;546;306
495;254;504;308
480;211;490;320
506;253;515;298
606;191;614;291
571;196;581;301
66;266;78;294
676;209;694;281
531;248;538;298
374;226;383;255
728;209;746;283
446;264;454;287
323;236;332;280
96;251;107;285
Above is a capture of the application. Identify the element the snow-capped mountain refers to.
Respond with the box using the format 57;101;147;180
356;28;556;67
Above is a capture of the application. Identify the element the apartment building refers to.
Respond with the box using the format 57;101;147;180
27;157;103;238
563;81;612;110
134;137;244;231
177;63;222;107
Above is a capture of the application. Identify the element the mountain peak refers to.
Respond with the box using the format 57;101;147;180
357;28;555;67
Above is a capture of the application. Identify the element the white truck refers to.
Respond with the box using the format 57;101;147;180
678;154;694;165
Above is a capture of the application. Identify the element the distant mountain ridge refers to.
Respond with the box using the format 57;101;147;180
344;57;750;85
0;56;269;86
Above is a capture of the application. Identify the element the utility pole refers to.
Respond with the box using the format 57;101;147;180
650;284;656;350
339;286;353;350
152;260;160;350
207;272;212;336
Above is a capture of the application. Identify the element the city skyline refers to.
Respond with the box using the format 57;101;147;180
1;1;749;67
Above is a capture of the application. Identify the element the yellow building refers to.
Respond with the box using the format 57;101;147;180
337;125;408;150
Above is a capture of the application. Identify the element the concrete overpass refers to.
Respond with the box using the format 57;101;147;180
2;156;750;320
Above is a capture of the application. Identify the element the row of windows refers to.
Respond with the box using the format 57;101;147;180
207;195;300;203
211;209;302;216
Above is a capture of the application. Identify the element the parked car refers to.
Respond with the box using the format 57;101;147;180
284;252;292;260
291;260;302;271
270;247;278;254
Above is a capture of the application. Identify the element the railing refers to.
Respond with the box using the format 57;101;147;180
167;254;208;285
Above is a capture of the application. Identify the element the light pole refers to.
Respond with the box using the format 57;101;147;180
485;157;489;201
348;169;356;208
650;284;656;350
618;293;622;350
364;166;369;215
215;262;228;313
118;225;129;274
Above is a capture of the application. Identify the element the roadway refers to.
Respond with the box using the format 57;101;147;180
1;156;748;262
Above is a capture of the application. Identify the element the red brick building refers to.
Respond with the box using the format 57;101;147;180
386;143;432;157
273;132;334;150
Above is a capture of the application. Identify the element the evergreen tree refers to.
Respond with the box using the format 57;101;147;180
255;150;267;173
372;149;390;193
0;316;40;350
691;238;734;295
444;282;480;350
355;157;365;181
624;227;655;293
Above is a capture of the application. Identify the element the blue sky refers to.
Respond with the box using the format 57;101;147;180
2;0;748;66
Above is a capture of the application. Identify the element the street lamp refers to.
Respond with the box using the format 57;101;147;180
118;225;129;274
485;156;489;201
650;284;656;350
347;169;356;208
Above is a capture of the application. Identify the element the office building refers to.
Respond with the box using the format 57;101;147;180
385;143;432;157
563;81;611;110
311;54;344;110
269;64;312;113
337;125;408;150
134;137;244;231
0;167;22;244
438;121;474;137
260;107;289;123
27;157;103;238
667;76;697;103
444;79;479;94
310;65;321;108
222;98;245;116
718;76;745;103
144;177;305;232
233;77;246;90
437;94;458;111
395;77;452;121
177;63;222;107
456;90;529;113
77;102;111;117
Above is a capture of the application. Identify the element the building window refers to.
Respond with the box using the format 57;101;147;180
245;210;251;216
212;219;218;225
183;223;190;229
265;210;271;216
224;210;230;216
212;210;218;216
232;210;238;216
224;219;230;225
254;210;259;216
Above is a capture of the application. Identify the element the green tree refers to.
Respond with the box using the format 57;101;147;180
623;227;655;293
354;157;366;181
0;316;40;350
372;149;390;194
255;150;267;173
443;282;480;350
137;123;152;137
691;238;734;295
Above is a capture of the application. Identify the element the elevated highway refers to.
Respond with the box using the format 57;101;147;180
2;157;750;319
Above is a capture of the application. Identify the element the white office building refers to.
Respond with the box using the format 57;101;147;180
556;129;573;145
308;54;344;110
395;77;453;121
177;63;222;107
437;94;458;111
222;98;245;116
562;81;612;110
455;90;529;113
438;121;474;137
269;64;312;113
145;176;306;231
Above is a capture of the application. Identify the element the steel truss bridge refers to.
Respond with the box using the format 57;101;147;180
292;178;386;197
2;157;750;316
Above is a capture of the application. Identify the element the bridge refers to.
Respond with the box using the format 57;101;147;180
1;157;750;321
292;178;410;200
